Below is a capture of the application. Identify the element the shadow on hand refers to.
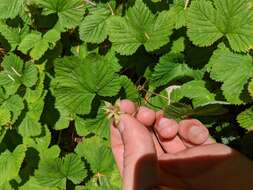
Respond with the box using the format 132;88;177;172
132;144;253;190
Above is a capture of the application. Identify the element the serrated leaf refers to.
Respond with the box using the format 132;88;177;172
147;90;168;111
171;80;216;108
0;145;26;186
38;0;85;31
75;107;109;138
19;29;60;60
150;53;204;88
0;54;38;88
237;107;253;130
0;0;24;19
248;79;253;98
1;95;24;123
53;54;121;115
170;0;186;29
79;4;111;43
54;108;74;130
30;39;49;60
75;137;114;174
20;177;58;190
187;0;253;52
23;126;60;160
164;102;229;121
208;44;253;104
120;76;140;101
108;0;174;55
35;153;86;188
18;32;42;54
19;90;46;137
171;37;185;53
0;107;11;126
0;22;21;50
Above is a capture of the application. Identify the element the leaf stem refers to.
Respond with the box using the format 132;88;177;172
84;0;96;7
184;0;190;10
107;3;115;15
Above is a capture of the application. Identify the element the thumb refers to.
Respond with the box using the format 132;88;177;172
118;114;158;190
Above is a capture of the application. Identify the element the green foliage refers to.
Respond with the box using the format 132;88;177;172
150;53;203;88
35;153;86;188
79;4;112;43
108;0;174;55
208;44;253;104
19;29;61;60
37;0;85;31
0;0;252;189
187;0;253;52
0;145;26;186
237;107;253;131
0;0;24;19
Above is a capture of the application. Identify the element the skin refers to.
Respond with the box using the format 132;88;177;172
110;100;253;190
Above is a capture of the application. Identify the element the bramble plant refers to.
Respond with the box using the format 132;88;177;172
0;0;253;189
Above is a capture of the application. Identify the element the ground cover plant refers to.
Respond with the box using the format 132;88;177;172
0;0;253;189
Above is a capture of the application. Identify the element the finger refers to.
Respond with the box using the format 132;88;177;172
154;114;185;154
120;99;137;115
152;132;164;157
136;106;156;127
155;117;178;139
135;108;164;156
110;123;124;176
119;114;159;190
178;119;209;146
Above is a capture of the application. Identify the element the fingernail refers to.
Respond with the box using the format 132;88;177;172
189;125;202;136
118;120;125;134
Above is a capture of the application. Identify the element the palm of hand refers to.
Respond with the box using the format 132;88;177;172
110;100;253;190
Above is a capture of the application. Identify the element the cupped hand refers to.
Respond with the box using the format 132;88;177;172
110;100;253;190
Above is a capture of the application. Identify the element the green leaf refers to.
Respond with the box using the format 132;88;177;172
187;0;253;52
208;44;253;104
35;153;86;188
164;102;229;121
237;107;253;130
120;76;140;102
18;32;42;54
79;4;112;43
170;0;186;29
146;89;168;111
171;80;216;108
0;22;21;50
54;107;74;130
30;39;49;60
150;53;204;88
43;29;61;43
19;90;46;137
53;54;121;115
19;29;60;60
171;37;185;53
248;79;253;98
0;107;11;126
0;0;24;19
0;145;26;186
75;137;114;174
38;0;85;31
108;0;173;55
75;106;109;138
1;95;24;123
0;54;38;88
20;177;58;190
23;126;60;160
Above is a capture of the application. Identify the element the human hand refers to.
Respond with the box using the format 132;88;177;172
110;100;253;190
